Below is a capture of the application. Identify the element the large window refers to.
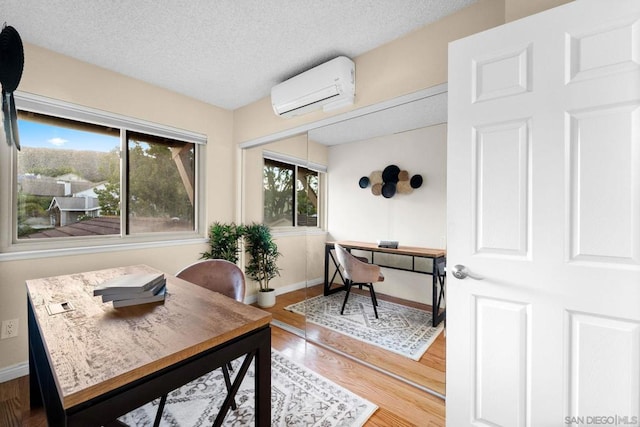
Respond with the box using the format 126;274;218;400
263;157;320;228
10;96;203;249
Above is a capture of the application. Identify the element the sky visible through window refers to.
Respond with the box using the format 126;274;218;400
19;120;119;152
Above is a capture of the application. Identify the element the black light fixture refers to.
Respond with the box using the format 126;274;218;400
0;23;24;150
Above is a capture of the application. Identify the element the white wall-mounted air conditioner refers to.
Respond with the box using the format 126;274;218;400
271;56;355;118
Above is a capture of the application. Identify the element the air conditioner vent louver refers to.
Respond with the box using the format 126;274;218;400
271;56;355;118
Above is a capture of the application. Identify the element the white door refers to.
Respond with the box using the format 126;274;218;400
447;1;640;426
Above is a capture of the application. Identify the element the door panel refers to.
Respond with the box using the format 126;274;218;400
473;296;530;427
447;1;640;426
568;104;640;263
473;119;531;257
567;312;640;419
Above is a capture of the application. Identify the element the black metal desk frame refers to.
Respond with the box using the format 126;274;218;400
323;242;446;327
28;299;272;427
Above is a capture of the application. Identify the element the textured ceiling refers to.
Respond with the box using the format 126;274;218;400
1;0;475;110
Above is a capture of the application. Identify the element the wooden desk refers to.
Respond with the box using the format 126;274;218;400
324;241;446;326
27;264;272;426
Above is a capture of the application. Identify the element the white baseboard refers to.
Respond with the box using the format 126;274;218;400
244;277;323;304
0;361;29;383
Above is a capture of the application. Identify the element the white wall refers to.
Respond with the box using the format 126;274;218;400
326;124;447;304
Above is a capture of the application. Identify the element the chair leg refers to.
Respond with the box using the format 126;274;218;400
369;283;379;306
222;365;238;410
368;285;379;319
153;394;168;427
340;281;352;315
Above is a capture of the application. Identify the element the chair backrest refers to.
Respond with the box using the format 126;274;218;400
176;259;246;302
334;243;355;280
334;243;382;284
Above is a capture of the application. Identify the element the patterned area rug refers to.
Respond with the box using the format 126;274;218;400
286;293;444;360
118;349;377;426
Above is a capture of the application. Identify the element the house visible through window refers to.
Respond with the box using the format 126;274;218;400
263;157;320;228
16;110;197;240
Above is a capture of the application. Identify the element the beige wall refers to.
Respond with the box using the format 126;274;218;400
505;0;572;22
0;43;234;370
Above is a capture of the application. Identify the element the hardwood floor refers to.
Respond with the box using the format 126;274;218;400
271;326;445;426
261;284;446;395
1;287;446;426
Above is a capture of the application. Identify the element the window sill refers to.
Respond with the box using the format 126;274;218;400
270;228;327;238
0;237;208;262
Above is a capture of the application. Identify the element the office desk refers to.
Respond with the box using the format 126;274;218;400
27;264;272;427
324;241;446;327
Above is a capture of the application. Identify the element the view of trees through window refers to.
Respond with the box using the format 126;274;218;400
127;132;195;233
16;111;195;239
263;158;319;228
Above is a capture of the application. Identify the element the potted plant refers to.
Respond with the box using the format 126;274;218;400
201;222;245;263
243;223;281;308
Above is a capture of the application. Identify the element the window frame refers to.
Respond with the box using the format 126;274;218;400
262;151;324;230
0;92;207;257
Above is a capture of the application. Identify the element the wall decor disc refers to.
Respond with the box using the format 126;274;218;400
410;174;423;189
382;164;400;183
369;170;383;185
371;183;382;196
398;170;410;181
381;182;396;198
359;176;370;188
397;180;413;194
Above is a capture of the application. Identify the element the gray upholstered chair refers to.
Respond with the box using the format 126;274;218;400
153;259;246;425
334;243;384;319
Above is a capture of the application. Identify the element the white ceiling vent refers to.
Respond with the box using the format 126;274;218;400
271;56;355;118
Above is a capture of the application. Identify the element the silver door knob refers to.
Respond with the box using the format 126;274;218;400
451;264;484;280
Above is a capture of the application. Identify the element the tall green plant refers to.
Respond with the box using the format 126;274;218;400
243;223;281;291
201;222;245;264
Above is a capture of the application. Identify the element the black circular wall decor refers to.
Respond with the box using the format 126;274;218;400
381;182;396;198
358;176;370;188
410;174;423;189
382;164;400;183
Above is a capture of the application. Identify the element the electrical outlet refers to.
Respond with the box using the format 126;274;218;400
1;319;19;339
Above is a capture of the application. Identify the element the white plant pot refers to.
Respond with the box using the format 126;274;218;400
257;289;276;308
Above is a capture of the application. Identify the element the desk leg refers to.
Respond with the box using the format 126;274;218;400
432;266;438;326
254;326;271;427
28;330;41;408
324;243;331;295
432;257;446;327
324;243;347;296
28;299;65;426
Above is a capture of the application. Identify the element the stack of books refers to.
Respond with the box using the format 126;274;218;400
94;272;167;308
